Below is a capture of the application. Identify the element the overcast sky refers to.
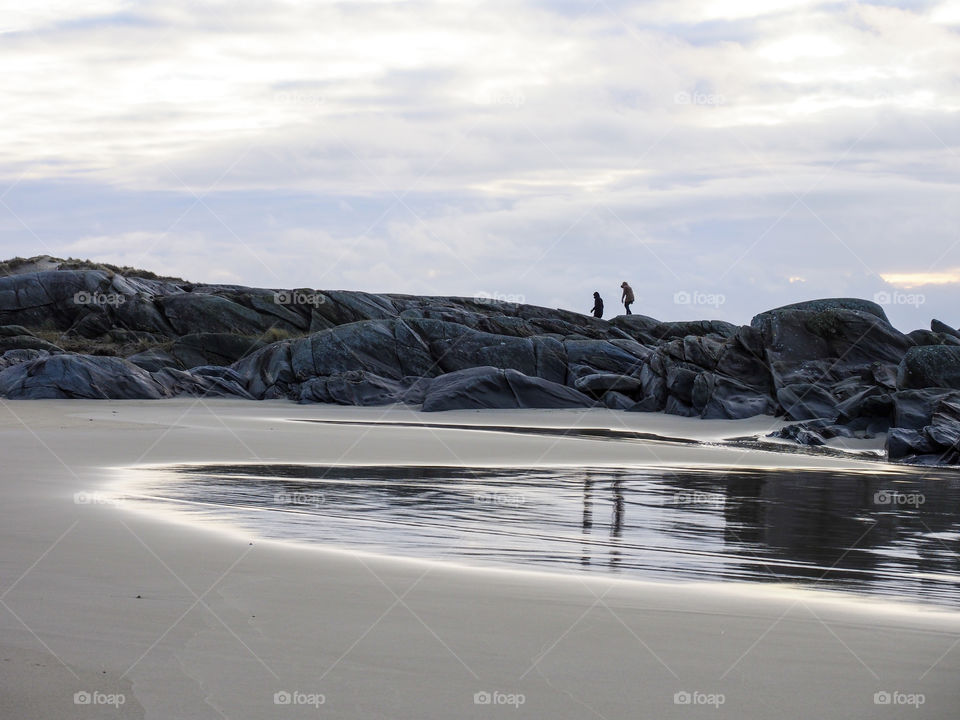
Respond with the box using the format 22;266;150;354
1;0;958;329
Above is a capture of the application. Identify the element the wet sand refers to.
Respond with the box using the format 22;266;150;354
1;399;957;719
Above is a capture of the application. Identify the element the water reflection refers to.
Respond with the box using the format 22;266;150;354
122;463;960;607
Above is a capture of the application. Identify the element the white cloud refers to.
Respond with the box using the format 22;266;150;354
0;0;959;329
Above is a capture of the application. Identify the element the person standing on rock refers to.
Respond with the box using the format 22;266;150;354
591;292;604;319
620;281;634;315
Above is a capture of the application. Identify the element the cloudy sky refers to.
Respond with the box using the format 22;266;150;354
0;0;958;329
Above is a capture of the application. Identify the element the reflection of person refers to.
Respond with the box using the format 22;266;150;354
590;292;604;319
620;281;634;315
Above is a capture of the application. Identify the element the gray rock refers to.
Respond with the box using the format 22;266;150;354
297;371;416;406
574;373;644;398
609;315;737;344
0;325;35;337
752;297;889;325
230;341;295;400
907;329;944;346
869;362;898;389
694;373;776;420
0;349;49;370
0;335;62;353
931;319;960;340
776;383;839;421
887;428;936;460
665;365;699;406
925;397;960;448
0;354;170;399
753;304;912;376
836;386;893;423
171;333;266;369
421;366;594;411
635;363;667;411
152;366;253;399
291;319;435;382
158;293;270;336
891;389;952;431
126;348;181;372
897;345;960;390
601;391;635;410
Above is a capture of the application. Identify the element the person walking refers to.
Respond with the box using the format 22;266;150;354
590;291;604;319
620;281;634;315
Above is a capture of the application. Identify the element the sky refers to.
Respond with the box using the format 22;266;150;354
0;0;958;330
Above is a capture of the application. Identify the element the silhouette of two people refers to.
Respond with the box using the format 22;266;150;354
590;281;633;318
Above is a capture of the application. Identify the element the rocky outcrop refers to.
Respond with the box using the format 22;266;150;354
3;257;960;465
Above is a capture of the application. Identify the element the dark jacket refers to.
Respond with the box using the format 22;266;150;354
591;294;604;318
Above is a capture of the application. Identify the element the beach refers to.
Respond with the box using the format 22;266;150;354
1;399;958;719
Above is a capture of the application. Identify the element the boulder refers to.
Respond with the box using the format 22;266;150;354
601;391;635;410
891;389;952;431
925;397;960;448
886;428;936;460
0;349;49;370
908;329;944;346
0;354;170;399
631;363;667;412
421;366;594;411
230;341;295;400
776;383;839;421
897;345;960;390
752;302;912;383
752;298;889;323
931;319;960;341
836;386;893;423
694;373;776;420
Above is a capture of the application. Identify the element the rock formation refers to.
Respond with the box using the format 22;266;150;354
2;256;959;465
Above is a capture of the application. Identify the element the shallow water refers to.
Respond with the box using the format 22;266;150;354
121;459;960;607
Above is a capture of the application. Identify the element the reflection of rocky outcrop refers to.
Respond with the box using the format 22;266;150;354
721;470;960;587
3;257;960;464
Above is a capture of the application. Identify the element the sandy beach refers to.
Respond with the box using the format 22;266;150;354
1;398;958;719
